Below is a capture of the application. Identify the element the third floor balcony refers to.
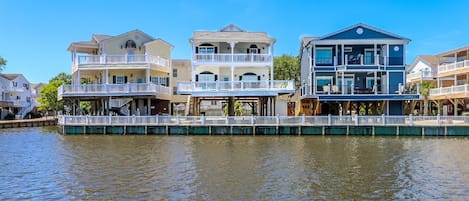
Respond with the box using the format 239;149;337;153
193;53;272;66
72;54;170;72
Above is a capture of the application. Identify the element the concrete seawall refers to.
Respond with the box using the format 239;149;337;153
0;117;57;129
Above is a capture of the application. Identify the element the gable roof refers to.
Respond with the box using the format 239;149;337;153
0;73;21;80
408;55;438;72
100;29;154;44
68;29;157;52
319;23;410;42
92;34;112;43
191;24;275;44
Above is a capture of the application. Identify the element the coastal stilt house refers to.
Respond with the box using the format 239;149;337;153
406;56;438;115
428;46;469;115
0;74;34;119
170;59;191;116
299;23;419;115
177;24;295;116
58;30;173;116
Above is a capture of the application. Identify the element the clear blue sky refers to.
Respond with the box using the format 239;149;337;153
1;0;469;83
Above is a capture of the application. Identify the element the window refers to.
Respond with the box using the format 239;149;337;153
26;97;31;103
16;96;20;100
316;76;333;92
199;47;214;54
173;69;178;77
364;48;374;65
248;44;259;54
173;87;177;95
198;43;215;54
13;82;17;87
125;40;137;49
315;48;333;65
115;76;125;84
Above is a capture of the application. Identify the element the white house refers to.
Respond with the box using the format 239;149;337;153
0;74;34;119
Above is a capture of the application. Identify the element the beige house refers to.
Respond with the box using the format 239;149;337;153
59;30;173;116
170;59;191;115
177;24;295;116
427;46;469;115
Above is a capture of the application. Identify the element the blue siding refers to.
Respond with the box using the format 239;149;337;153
389;72;404;93
389;101;403;115
388;45;404;65
322;26;400;40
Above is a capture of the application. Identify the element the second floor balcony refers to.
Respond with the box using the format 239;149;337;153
193;53;272;66
177;80;295;97
58;83;170;100
429;84;469;99
73;54;170;72
406;71;436;83
438;60;469;76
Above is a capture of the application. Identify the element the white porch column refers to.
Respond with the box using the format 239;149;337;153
374;71;378;94
312;44;316;67
373;44;377;65
386;44;390;66
341;44;344;65
191;42;196;82
312;72;316;95
270;43;274;87
230;42;235;89
341;71;345;94
77;69;80;86
146;64;150;83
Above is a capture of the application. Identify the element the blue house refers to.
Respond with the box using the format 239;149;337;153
299;23;419;115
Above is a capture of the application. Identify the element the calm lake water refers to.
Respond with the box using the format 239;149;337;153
0;127;468;200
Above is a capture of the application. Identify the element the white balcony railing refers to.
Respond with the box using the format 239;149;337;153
74;54;170;67
429;84;469;96
177;80;295;94
58;115;469;127
58;83;170;97
406;71;436;82
438;60;469;74
193;53;272;65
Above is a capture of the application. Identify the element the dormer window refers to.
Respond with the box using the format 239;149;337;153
125;40;137;49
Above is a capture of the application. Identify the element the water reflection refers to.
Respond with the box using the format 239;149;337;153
0;128;468;200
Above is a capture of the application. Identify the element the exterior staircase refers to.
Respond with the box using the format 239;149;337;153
185;96;194;116
110;98;132;116
17;103;35;119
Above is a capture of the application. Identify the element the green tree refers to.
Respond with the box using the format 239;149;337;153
223;100;244;116
274;54;300;89
0;56;7;72
38;73;72;114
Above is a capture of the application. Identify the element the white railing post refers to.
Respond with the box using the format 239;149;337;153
398;83;402;94
108;115;112;125
409;114;413;125
328;83;331;95
225;116;229;125
251;115;254;125
276;114;280;125
417;83;420;95
355;115;359;126
351;84;354;95
437;114;441;126
156;114;159;125
176;115;180;124
301;114;305;125
382;114;385;125
328;114;332;126
201;115;205;125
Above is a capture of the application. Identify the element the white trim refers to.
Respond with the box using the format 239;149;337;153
312;39;408;45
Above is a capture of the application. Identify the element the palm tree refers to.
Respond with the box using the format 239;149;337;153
419;80;436;115
0;56;7;72
223;100;244;116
